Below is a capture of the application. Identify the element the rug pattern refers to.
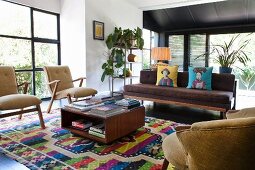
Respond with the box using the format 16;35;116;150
0;110;180;170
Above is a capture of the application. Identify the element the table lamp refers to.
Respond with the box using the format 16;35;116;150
151;47;171;64
151;47;171;70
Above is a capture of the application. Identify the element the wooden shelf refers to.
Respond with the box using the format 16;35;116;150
112;76;139;79
65;126;106;143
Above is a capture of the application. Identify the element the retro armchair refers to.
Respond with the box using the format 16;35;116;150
162;109;255;170
43;66;97;113
0;66;45;129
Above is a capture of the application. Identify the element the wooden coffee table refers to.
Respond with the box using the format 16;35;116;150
61;106;145;144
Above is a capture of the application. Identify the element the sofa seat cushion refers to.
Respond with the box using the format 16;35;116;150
56;87;97;99
0;94;41;110
124;84;233;104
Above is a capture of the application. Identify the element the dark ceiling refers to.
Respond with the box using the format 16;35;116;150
143;0;255;33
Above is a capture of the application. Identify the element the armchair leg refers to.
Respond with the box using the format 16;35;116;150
162;158;169;170
47;96;55;113
67;94;72;104
37;105;45;129
18;109;23;119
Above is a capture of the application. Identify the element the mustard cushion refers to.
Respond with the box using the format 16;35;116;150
156;65;178;87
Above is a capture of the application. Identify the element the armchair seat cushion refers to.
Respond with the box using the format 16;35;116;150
162;132;187;169
55;87;97;99
0;94;41;110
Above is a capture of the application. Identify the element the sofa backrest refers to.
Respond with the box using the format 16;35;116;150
140;70;235;92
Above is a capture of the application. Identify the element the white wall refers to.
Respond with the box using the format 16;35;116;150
8;0;60;13
85;0;143;92
60;0;87;81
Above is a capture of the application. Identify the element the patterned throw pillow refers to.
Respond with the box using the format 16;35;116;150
156;65;178;87
187;67;213;90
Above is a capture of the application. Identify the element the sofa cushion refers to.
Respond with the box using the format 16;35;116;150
156;65;178;87
187;67;213;90
124;84;233;104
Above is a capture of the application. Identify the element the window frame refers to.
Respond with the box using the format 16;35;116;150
0;1;61;98
142;29;159;69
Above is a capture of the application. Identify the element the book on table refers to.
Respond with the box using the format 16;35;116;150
72;119;93;130
90;104;123;114
72;99;102;107
116;98;140;108
89;123;105;134
88;129;105;138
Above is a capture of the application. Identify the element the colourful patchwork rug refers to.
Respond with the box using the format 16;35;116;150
0;109;182;170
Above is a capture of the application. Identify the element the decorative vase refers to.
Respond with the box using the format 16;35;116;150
219;67;232;74
128;54;138;62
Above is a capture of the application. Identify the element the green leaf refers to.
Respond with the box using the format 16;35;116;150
101;71;106;82
102;63;107;69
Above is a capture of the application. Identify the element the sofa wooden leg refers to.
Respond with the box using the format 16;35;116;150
220;112;226;119
37;105;46;129
162;158;169;170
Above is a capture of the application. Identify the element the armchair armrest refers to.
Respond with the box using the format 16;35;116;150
226;108;255;119
175;125;191;132
72;77;86;87
48;80;61;85
17;81;30;94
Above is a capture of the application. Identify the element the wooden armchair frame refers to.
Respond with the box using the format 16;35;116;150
0;70;45;129
46;77;87;113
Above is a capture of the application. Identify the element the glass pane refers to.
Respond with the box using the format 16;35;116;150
34;11;57;39
151;31;159;48
16;72;33;95
142;50;151;69
0;1;31;37
35;71;51;98
34;43;58;68
169;35;184;71
143;29;151;49
0;37;32;69
190;34;206;67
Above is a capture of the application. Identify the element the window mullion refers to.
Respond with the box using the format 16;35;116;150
31;8;36;95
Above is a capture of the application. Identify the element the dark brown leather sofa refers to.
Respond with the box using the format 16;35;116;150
124;70;236;118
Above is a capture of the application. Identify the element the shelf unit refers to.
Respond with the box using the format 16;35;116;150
111;47;142;96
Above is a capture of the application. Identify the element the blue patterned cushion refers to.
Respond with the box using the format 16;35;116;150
187;67;213;90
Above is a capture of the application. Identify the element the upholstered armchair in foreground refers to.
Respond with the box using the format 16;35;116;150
0;66;45;129
162;108;255;170
43;66;97;113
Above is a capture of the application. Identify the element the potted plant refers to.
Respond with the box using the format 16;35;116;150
101;27;144;82
196;34;251;73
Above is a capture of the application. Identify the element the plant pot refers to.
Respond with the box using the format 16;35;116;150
219;67;232;74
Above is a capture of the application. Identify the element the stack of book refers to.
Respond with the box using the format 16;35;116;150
89;104;123;117
72;119;92;130
116;98;140;109
88;123;105;138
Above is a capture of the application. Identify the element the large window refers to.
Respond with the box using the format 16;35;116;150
190;34;206;67
0;1;60;98
142;29;159;69
169;35;184;71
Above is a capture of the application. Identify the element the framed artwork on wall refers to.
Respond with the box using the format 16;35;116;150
93;20;104;40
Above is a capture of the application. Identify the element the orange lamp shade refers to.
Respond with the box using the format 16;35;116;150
151;47;171;61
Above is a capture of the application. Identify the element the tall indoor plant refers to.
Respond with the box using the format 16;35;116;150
101;27;144;82
211;34;250;73
196;34;251;73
